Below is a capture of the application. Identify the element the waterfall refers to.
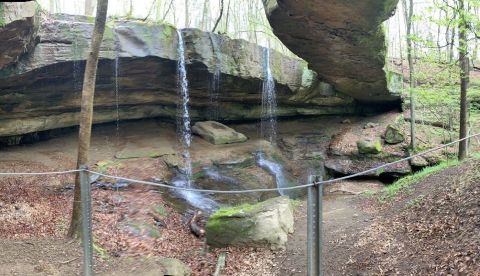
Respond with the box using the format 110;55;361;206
261;48;278;144
174;29;218;212
176;29;193;185
255;152;288;196
208;34;221;121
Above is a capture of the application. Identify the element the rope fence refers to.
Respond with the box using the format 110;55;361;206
1;132;479;276
1;132;479;193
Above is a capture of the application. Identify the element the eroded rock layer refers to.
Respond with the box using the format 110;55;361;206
0;14;356;140
264;0;400;103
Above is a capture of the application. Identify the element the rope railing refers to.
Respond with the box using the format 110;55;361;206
1;132;479;194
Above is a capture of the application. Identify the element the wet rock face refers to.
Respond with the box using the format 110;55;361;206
0;14;357;141
263;0;400;104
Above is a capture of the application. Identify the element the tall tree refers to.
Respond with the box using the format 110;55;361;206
402;0;416;149
68;0;109;239
458;0;470;160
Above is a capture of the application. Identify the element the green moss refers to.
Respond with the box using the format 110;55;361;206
0;3;5;27
93;242;109;259
209;203;257;219
152;205;168;218
96;159;120;173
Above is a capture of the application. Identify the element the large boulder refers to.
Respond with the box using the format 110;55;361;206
192;121;247;145
263;0;400;104
206;196;294;250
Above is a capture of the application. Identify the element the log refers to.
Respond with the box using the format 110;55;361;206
189;211;205;237
404;117;456;131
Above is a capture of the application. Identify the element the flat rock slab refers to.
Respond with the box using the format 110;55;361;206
192;121;247;145
324;180;385;195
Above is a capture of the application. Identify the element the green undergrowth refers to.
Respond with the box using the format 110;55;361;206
93;242;109;259
378;159;460;202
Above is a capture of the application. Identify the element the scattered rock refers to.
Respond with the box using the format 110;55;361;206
162;154;183;168
341;119;351;124
125;221;161;239
323;180;385;195
384;124;405;144
95;181;129;190
325;157;412;177
410;156;429;168
159;258;191;276
192;121;247;145
212;155;255;169
363;122;379;129
357;138;382;154
206;196;294;250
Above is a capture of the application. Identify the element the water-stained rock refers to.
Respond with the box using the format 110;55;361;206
0;14;357;142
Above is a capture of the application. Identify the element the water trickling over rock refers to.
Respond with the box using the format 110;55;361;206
255;152;288;196
174;29;218;212
208;34;222;121
261;48;277;144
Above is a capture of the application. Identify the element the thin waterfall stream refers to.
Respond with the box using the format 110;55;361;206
174;29;218;212
208;34;221;121
258;47;289;196
261;47;277;144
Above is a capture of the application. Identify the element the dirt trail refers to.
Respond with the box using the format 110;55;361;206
274;194;375;275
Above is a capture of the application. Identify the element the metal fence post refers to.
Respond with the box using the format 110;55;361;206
316;175;323;276
307;175;314;276
80;165;93;276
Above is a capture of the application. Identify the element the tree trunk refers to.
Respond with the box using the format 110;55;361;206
458;0;469;160
402;0;416;150
212;0;224;32
68;0;109;239
449;12;457;64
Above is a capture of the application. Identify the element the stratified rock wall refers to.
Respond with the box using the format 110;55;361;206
263;0;400;103
0;14;356;140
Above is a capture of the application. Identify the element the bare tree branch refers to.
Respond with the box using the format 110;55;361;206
212;0;224;32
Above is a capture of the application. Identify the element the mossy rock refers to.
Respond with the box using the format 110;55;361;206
384;124;405;144
205;196;294;250
357;138;383;154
